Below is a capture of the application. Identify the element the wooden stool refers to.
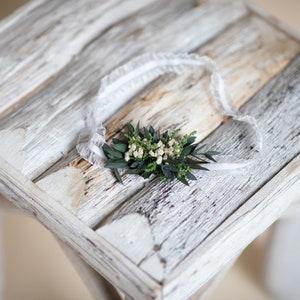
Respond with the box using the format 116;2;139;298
0;0;299;299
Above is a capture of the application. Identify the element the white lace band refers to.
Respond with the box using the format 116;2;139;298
76;52;262;171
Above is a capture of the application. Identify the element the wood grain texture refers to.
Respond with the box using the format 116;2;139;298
0;157;159;300
0;1;299;299
0;0;247;181
36;15;300;228
96;56;300;298
0;0;163;117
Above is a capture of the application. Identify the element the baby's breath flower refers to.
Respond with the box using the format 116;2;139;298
149;150;155;157
156;156;162;165
125;152;130;162
157;148;164;156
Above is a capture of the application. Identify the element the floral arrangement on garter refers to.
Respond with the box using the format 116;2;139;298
102;122;219;185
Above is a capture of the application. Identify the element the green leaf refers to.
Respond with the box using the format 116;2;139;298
103;144;123;159
126;169;141;175
186;136;196;146
105;159;128;169
180;145;193;159
130;161;144;169
113;169;123;183
141;172;151;179
162;131;169;141
205;151;220;156
113;143;127;153
163;164;178;173
186;171;197;180
204;153;217;162
161;165;175;180
190;165;209;171
136;121;141;135
127;123;134;135
112;138;124;144
178;177;189;186
149;125;155;135
144;127;151;140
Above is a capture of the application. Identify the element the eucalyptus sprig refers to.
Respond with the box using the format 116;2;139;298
102;122;219;185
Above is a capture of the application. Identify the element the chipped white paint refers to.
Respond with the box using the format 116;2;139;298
98;213;165;282
41;15;300;229
0;157;160;300
0;0;161;117
0;0;248;180
0;0;299;299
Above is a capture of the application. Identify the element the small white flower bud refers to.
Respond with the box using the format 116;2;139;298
133;150;138;158
157;148;164;156
125;152;130;161
163;155;168;160
156;156;162;165
157;141;163;147
149;150;155;157
131;144;137;151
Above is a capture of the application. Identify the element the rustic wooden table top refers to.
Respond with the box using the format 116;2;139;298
0;0;299;299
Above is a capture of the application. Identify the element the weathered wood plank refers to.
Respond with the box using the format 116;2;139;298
0;0;247;179
95;54;300;288
0;0;162;116
162;154;300;300
0;157;160;300
36;15;300;228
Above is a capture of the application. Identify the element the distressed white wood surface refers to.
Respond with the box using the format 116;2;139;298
36;16;299;228
0;0;164;117
0;0;299;299
0;0;247;180
94;56;300;297
0;157;160;300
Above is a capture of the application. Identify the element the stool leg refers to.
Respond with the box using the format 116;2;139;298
57;239;121;300
264;201;300;300
0;195;121;300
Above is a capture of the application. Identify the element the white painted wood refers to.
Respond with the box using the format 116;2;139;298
0;0;247;180
162;155;300;300
0;1;299;299
98;213;165;282
94;56;300;298
0;0;162;117
0;157;160;300
35;15;300;229
264;201;300;300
